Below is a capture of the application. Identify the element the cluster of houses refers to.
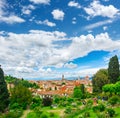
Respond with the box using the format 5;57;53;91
29;75;92;98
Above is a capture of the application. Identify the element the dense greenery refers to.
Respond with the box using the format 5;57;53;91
30;96;42;109
73;86;83;98
10;84;32;109
92;69;109;93
0;67;9;112
108;55;120;83
5;75;39;89
103;81;120;95
0;109;23;118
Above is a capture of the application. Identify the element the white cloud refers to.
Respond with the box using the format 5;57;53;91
22;5;35;15
51;9;65;20
0;0;6;16
68;1;81;8
77;67;103;76
0;0;25;24
72;17;77;24
103;0;109;2
29;0;50;5
84;19;113;30
103;26;108;31
35;19;56;27
0;15;25;24
68;32;120;60
104;50;120;64
0;30;120;78
64;62;78;69
0;31;5;35
84;1;119;18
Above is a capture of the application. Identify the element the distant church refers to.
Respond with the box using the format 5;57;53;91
62;75;65;81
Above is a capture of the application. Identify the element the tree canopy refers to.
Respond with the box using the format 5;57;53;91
10;84;32;109
73;86;83;99
5;75;39;89
108;55;120;83
92;69;109;93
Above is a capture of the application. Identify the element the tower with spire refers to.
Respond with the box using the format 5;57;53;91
62;74;65;81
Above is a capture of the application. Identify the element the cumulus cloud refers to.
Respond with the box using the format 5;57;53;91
51;9;65;20
68;1;81;8
0;0;25;24
0;30;120;78
0;15;25;24
29;0;50;5
64;62;78;69
35;19;56;27
84;1;119;18
68;32;120;60
22;5;35;15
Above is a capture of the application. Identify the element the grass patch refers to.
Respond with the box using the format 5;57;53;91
114;107;120;118
26;111;60;118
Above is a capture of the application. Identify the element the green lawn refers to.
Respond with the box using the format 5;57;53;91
114;107;120;118
24;100;120;118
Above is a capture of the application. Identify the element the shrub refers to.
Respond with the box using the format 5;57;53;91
97;112;107;118
83;111;90;117
40;113;49;118
49;112;55;117
107;108;115;117
30;103;41;110
42;97;52;106
108;95;119;105
67;97;74;103
4;109;23;118
93;106;99;112
86;99;93;107
54;96;60;104
98;104;105;112
60;101;67;107
26;112;37;118
65;107;72;114
93;104;105;112
9;103;21;110
34;107;43;117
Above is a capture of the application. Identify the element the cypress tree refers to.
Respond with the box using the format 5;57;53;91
108;55;120;83
0;65;9;112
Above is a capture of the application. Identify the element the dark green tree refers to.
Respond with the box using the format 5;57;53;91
0;66;9;112
80;84;86;98
92;69;109;93
80;84;85;94
108;55;119;83
42;97;52;106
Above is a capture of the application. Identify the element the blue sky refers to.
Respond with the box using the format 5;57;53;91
0;0;120;79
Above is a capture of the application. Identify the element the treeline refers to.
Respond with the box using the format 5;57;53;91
5;75;39;89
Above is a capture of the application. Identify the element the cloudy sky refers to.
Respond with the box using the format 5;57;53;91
0;0;120;79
